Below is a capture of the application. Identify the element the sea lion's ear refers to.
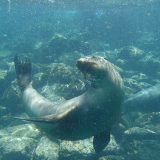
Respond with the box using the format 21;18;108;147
93;129;111;153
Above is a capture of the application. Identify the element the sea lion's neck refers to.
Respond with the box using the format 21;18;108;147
81;86;109;105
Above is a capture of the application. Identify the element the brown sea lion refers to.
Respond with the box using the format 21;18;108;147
12;55;124;153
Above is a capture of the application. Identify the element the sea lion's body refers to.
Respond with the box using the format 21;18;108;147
13;55;124;152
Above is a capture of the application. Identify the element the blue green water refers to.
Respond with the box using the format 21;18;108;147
1;1;160;49
0;0;160;160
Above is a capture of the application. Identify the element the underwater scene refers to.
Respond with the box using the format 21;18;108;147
0;0;160;160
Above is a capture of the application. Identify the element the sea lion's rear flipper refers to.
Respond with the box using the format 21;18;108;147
9;114;63;124
93;129;111;153
14;55;31;92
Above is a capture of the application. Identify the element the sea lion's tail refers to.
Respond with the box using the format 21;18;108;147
14;55;31;92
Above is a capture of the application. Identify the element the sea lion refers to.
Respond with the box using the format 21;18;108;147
123;83;160;115
12;55;124;153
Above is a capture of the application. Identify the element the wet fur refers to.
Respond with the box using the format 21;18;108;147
13;55;124;152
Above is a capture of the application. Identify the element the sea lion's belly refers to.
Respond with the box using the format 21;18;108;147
40;102;122;140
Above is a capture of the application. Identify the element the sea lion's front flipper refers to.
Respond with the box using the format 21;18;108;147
93;129;111;153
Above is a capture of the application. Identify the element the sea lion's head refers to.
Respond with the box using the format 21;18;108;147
76;55;111;88
76;55;124;92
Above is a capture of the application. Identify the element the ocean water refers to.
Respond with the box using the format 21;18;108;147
0;0;160;160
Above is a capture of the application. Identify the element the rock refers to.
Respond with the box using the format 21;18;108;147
117;46;145;70
59;137;94;159
103;135;122;154
0;106;7;126
0;123;41;139
0;105;6;111
118;46;144;60
133;112;160;134
112;64;124;74
0;123;125;160
0;61;20;103
35;136;60;160
48;34;68;54
38;63;88;100
37;84;64;102
34;41;43;50
124;127;160;140
117;59;126;66
13;41;34;54
0;81;21;114
99;155;124;160
123;78;142;97
125;70;138;77
33;32;91;64
111;123;127;143
0;69;7;80
67;32;91;54
0;62;9;97
0;59;8;70
67;39;90;54
135;140;160;160
59;51;84;67
0;124;60;160
138;54;160;76
0;48;12;58
59;135;122;159
40;63;77;84
136;32;156;50
70;32;92;42
122;139;160;160
0;124;41;160
48;33;91;55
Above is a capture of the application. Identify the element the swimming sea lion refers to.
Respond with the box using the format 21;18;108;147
123;83;160;115
12;55;124;153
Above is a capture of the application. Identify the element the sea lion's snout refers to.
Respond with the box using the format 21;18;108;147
76;58;85;69
76;57;98;75
76;58;87;73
